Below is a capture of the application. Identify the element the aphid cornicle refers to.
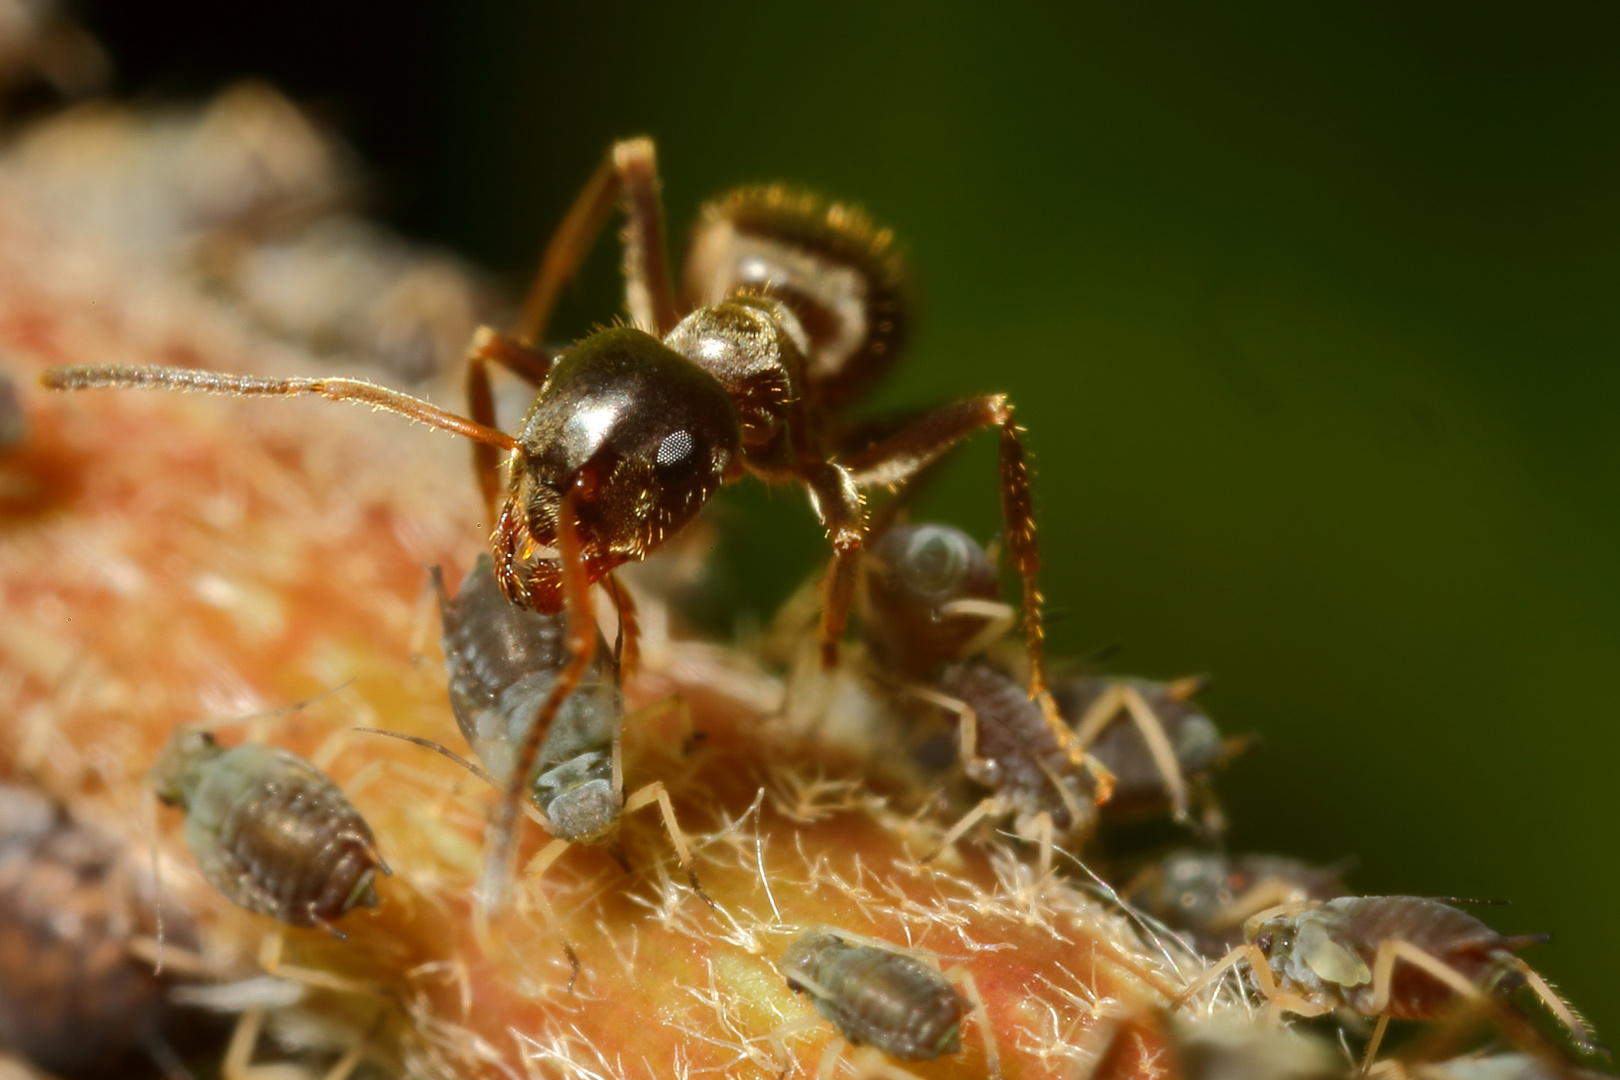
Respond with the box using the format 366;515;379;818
0;782;197;1077
42;137;1052;912
151;727;389;932
430;554;701;889
1178;895;1597;1066
780;930;991;1069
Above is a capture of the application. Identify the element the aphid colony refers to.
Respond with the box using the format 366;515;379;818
20;136;1605;1080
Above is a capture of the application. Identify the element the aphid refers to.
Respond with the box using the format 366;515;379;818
428;553;700;892
1054;672;1239;831
42;138;1051;910
1123;849;1347;958
150;726;390;933
1079;1007;1340;1080
1370;1052;1608;1080
0;782;197;1077
1178;895;1597;1067
0;368;23;451
859;523;1105;871
779;929;997;1075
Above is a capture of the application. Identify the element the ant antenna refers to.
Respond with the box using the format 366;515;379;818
41;366;520;451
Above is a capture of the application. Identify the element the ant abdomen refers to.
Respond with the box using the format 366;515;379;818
437;554;623;843
683;185;911;408
781;931;970;1061
151;728;387;930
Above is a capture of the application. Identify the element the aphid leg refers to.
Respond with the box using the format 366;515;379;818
897;684;996;783
944;965;1002;1079
848;1046;926;1080
257;928;379;998
221;1005;267;1080
1070;683;1128;749
1361;1014;1392;1076
622;780;714;906
1366;939;1482;1015
1118;686;1192;822
768;1015;824;1075
936;596;1019;660
479;494;596;920
816;1034;846;1080
606;571;641;679
841;394;1047;695
802;461;867;668
922;795;1002;864
1172;942;1262;1013
1503;954;1599;1053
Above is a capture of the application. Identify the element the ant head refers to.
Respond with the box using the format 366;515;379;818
511;327;742;591
863;523;1002;676
149;726;222;808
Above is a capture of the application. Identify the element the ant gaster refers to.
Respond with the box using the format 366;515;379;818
43;139;1049;913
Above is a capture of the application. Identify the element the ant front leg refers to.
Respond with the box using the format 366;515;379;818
801;461;867;668
840;395;1048;695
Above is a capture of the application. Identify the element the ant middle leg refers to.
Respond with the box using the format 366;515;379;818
840;394;1047;694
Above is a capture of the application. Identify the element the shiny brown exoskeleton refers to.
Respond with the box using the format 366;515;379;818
859;523;1105;871
0;782;199;1078
1178;896;1597;1066
42;138;1049;913
150;727;389;933
1123;849;1348;959
780;929;996;1073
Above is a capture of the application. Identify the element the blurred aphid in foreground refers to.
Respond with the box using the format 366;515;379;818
1178;895;1598;1068
150;726;389;933
3;80;485;382
0;0;107;107
1082;1006;1341;1080
1054;672;1242;835
0;781;202;1078
1369;1052;1615;1080
0;367;22;451
1124;849;1348;959
426;554;704;897
779;928;997;1076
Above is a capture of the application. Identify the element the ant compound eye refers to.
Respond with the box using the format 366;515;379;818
654;429;702;482
901;525;973;598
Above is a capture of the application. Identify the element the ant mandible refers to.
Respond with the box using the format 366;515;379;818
41;138;1048;911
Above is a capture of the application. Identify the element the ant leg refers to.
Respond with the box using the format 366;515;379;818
1119;686;1192;823
606;572;641;679
840;394;1048;695
479;494;597;919
801;462;867;669
512;138;677;344
621;780;713;905
944;966;1002;1080
463;328;555;519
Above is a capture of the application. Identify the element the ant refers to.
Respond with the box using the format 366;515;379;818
1175;895;1598;1072
778;927;998;1079
42;137;1049;913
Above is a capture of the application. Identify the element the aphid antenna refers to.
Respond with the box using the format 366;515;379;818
354;727;500;789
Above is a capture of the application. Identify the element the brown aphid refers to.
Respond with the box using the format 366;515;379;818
1055;673;1240;832
779;929;995;1073
1179;896;1597;1066
0;782;196;1077
43;137;1051;915
858;523;1105;870
1123;849;1347;959
150;727;389;933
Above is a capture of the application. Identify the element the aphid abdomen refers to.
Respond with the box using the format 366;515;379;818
185;745;382;927
1332;897;1508;1019
782;933;969;1061
942;662;1082;827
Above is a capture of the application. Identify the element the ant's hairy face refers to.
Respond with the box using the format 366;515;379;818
514;328;741;576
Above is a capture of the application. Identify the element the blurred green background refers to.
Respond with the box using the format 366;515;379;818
84;0;1620;1041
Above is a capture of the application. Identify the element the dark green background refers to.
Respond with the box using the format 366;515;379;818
86;0;1620;1043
